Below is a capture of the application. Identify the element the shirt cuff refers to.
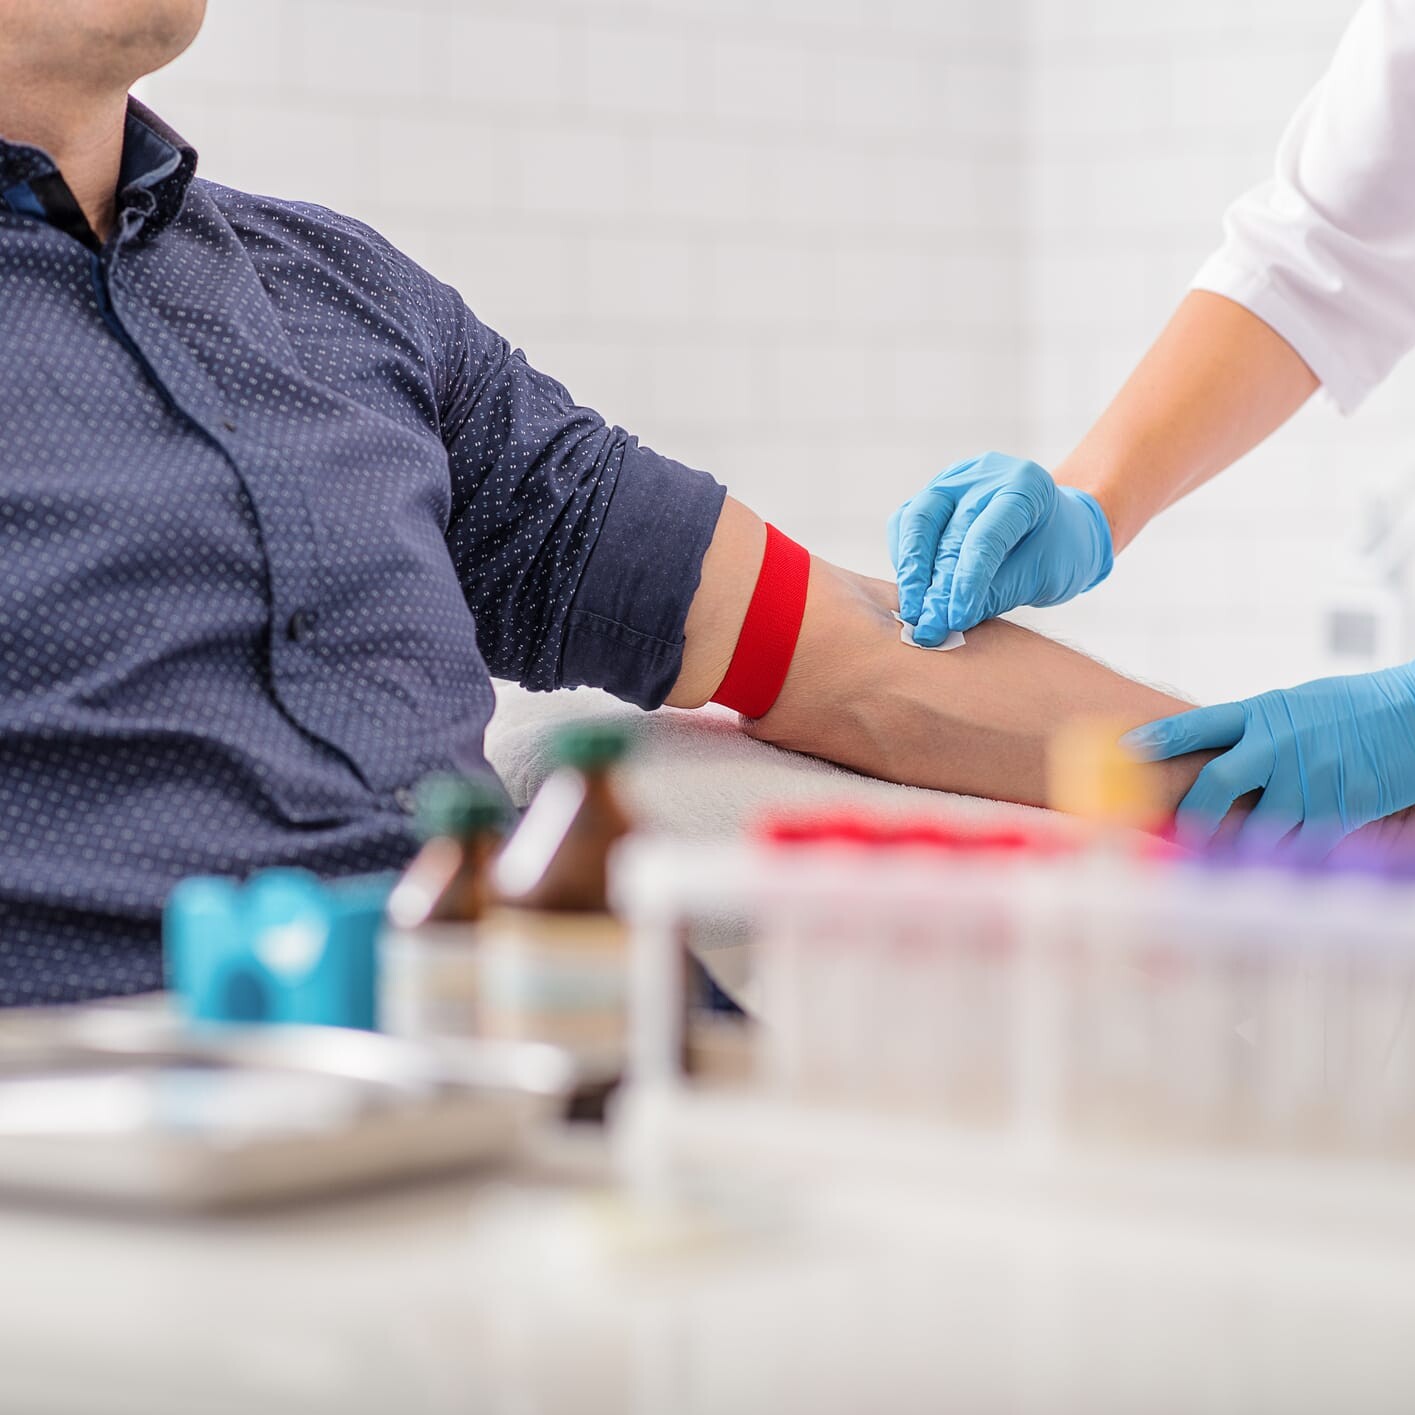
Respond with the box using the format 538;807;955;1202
1190;251;1367;416
558;441;726;710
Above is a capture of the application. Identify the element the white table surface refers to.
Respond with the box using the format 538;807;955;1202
7;1115;1415;1415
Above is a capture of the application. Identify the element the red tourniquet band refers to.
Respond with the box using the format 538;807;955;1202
710;523;810;720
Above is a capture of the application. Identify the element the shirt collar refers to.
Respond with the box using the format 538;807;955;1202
0;97;197;248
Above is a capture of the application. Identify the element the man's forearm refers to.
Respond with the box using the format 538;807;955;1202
670;497;1208;817
1057;291;1318;551
744;559;1208;815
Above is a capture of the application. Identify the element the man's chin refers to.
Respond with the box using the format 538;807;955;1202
110;0;208;81
11;0;210;90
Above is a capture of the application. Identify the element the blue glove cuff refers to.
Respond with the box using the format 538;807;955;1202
1067;488;1115;593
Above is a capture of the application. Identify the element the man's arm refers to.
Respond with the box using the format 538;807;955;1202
669;497;1208;816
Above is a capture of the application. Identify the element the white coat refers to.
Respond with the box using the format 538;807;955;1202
1192;0;1415;413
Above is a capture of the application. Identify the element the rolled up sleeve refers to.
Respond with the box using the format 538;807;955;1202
433;288;724;708
558;440;725;708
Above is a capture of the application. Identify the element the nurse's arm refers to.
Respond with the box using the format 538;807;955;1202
1056;290;1318;551
1054;0;1415;552
667;496;1212;817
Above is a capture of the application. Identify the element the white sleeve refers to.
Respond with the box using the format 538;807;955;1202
1191;0;1415;414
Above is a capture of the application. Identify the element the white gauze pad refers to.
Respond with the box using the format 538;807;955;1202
892;611;964;652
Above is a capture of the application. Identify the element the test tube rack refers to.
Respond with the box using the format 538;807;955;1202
611;819;1415;1246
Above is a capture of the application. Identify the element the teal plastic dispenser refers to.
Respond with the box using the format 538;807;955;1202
164;870;394;1030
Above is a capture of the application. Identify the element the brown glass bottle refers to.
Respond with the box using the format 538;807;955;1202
381;774;508;1039
480;723;635;1099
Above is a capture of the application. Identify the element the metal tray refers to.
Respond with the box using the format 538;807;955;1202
0;1007;578;1211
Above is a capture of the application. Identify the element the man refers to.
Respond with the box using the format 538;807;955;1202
891;0;1415;847
0;0;1256;1006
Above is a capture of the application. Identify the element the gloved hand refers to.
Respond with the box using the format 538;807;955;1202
888;452;1115;644
1120;662;1415;845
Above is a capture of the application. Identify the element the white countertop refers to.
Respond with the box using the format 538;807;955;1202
7;1117;1415;1415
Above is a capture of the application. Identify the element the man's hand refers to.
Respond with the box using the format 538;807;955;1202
888;453;1114;643
1122;664;1415;844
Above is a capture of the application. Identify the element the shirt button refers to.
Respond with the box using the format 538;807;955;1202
393;787;417;815
286;609;318;643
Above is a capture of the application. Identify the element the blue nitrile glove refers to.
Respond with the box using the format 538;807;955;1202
1120;662;1415;845
888;452;1115;645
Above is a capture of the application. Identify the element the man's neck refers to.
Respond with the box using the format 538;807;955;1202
0;87;129;243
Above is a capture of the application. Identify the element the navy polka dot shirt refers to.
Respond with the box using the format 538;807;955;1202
0;101;725;1006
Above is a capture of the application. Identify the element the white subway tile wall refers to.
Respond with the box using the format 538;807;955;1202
137;0;1413;704
1019;0;1415;701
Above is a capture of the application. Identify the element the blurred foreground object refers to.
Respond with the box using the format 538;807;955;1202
1048;716;1162;830
0;1010;574;1211
614;809;1415;1230
382;774;510;1041
165;870;392;1030
483;724;634;1076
